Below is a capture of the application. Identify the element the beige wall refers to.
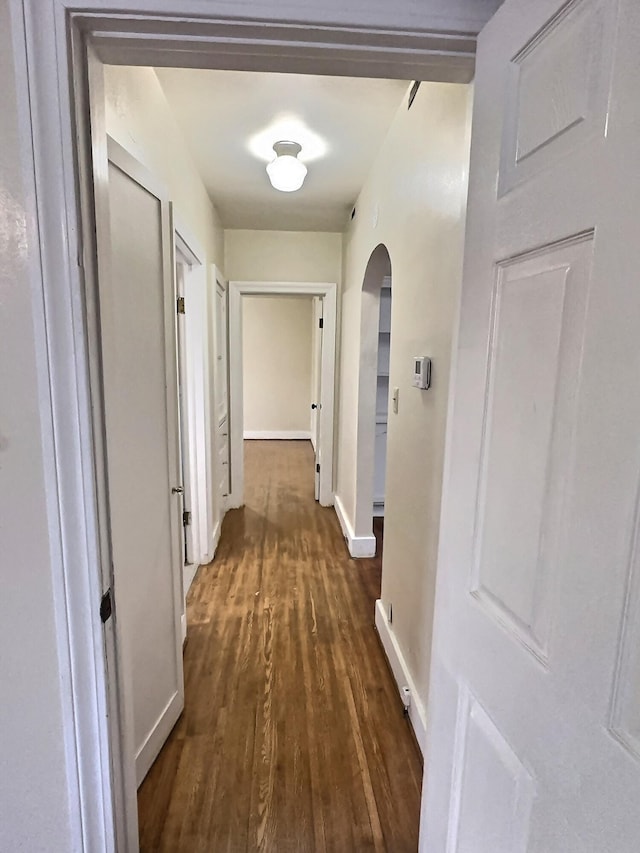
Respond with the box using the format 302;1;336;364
0;4;74;849
242;296;314;433
226;228;342;473
224;229;342;283
336;82;472;704
104;64;226;552
104;65;224;269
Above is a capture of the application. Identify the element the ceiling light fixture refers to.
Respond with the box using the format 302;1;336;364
266;141;307;192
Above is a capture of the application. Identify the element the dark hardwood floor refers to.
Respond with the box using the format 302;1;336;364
138;440;422;852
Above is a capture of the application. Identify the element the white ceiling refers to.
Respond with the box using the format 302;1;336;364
154;69;409;232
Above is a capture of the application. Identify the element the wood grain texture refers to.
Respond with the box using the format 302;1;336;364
138;440;422;851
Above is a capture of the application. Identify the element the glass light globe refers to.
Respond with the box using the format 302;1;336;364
266;141;308;192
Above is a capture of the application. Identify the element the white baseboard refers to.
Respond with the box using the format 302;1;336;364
334;494;377;558
375;598;427;756
243;430;312;440
184;561;199;597
211;518;222;559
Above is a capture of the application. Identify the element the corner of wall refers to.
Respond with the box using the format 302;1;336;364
334;493;376;558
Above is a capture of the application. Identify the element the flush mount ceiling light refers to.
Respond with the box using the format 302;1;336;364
266;141;307;192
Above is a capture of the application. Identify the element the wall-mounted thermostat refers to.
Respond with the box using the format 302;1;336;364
413;356;431;390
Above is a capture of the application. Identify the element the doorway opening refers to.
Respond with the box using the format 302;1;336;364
21;7;476;846
352;244;393;556
174;222;212;632
373;275;392;520
240;294;319;497
228;281;337;509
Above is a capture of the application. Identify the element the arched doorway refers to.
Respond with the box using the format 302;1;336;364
353;244;393;552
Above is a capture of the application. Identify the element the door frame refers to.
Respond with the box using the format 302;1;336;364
10;0;483;847
228;281;337;508
174;218;212;608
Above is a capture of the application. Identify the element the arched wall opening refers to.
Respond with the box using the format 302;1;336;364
353;243;393;548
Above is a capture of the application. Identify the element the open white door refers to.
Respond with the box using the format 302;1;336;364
105;138;184;787
421;1;640;850
311;297;323;501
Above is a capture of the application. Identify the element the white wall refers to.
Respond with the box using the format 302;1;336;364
336;82;472;714
0;4;74;849
242;296;314;434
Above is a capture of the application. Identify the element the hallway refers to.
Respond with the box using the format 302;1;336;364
138;440;422;851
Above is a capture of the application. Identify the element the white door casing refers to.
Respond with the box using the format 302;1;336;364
175;259;196;571
105;137;184;789
228;281;337;508
175;226;213;572
311;296;324;500
421;1;640;851
214;275;231;514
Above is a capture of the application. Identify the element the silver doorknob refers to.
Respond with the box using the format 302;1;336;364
172;486;184;494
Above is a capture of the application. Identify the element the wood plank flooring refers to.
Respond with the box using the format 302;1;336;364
138;440;422;851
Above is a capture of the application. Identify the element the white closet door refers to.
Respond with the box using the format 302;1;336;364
421;0;640;850
105;138;184;786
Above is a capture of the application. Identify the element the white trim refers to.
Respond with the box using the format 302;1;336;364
354;244;392;540
229;281;337;508
174;249;197;567
375;599;427;756
174;225;213;566
244;430;312;441
174;213;204;268
184;561;199;598
82;9;484;84
211;517;222;560
334;494;377;558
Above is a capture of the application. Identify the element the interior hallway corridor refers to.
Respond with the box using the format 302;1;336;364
138;440;422;851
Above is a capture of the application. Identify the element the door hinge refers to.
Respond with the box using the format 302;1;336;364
100;589;113;624
318;317;324;329
183;510;191;526
177;296;185;315
316;463;320;474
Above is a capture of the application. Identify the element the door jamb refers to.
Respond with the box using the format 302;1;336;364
228;281;337;509
12;1;479;847
174;218;212;632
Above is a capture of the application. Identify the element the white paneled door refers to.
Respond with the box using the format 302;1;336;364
421;0;640;851
105;138;184;787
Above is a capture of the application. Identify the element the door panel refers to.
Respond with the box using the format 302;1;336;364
421;0;640;850
105;138;184;787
